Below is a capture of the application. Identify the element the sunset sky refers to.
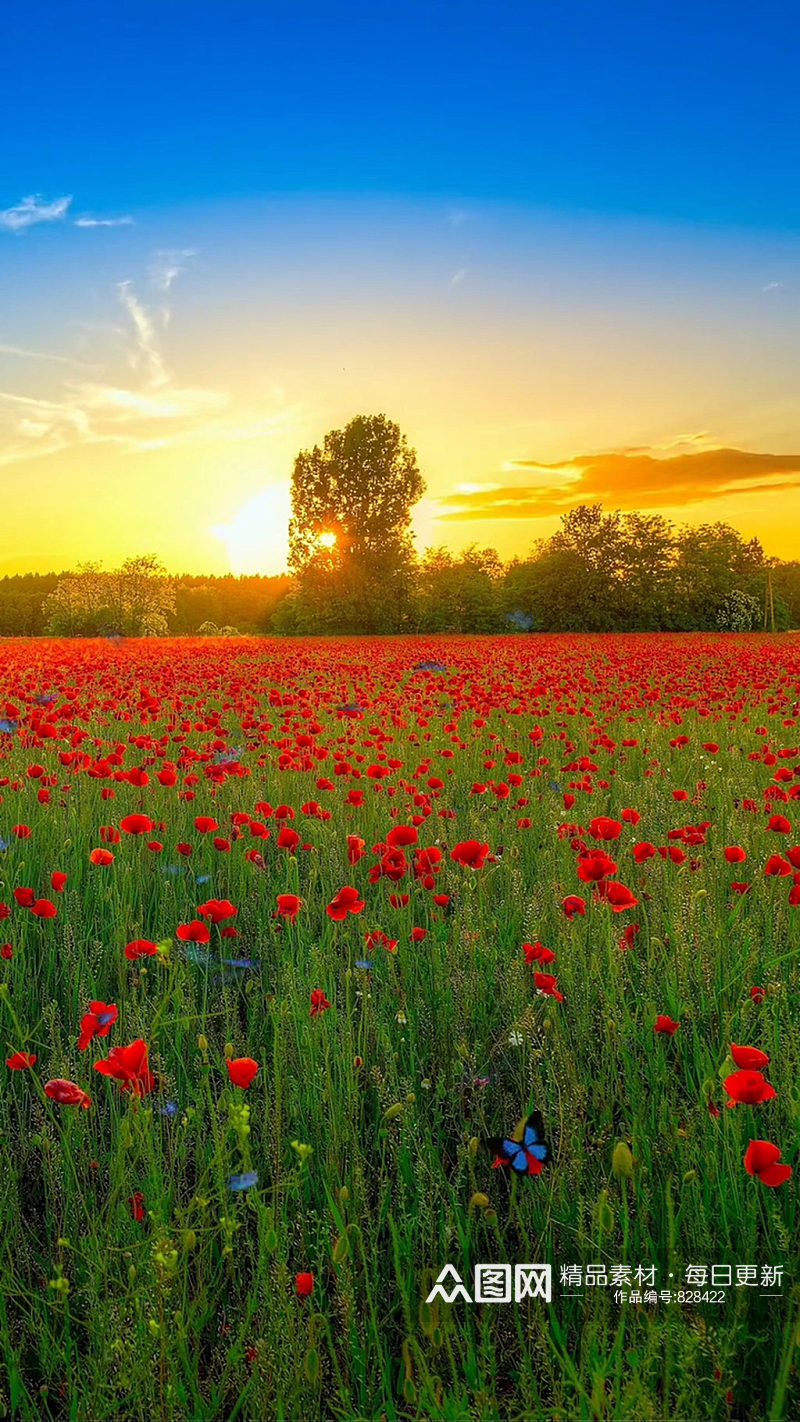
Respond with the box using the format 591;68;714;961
2;1;799;576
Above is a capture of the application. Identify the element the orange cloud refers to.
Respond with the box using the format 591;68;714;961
435;446;800;521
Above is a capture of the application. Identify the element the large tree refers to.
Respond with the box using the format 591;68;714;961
286;414;425;633
288;414;424;572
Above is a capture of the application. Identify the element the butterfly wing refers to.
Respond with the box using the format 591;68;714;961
487;1111;550;1171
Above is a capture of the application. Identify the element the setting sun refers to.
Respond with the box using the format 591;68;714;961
318;531;337;549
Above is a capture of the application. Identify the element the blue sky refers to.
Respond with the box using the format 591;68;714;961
2;2;799;575
5;1;798;227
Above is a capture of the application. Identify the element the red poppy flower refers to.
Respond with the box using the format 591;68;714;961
226;1056;259;1089
588;816;622;841
310;988;331;1016
94;1039;155;1097
619;922;640;950
31;898;58;918
577;850;617;882
120;814;155;835
534;971;563;1002
654;1015;680;1035
197;898;238;924
124;938;158;960
295;1271;314;1297
730;1043;770;1070
45;1078;91;1109
386;825;418;848
194;816;219;834
327;886;365;921
13;887;35;908
767;814;791;834
347;835;366;865
176;919;212;943
277;825;301;852
562;894;586;920
78;1000;118;1050
724;846;747;863
723;1069;776;1106
275;893;302;923
523;940;556;965
743;1139;792;1186
89;848;114;867
51;871;67;893
450;840;490;869
594;880;639;912
6;1050;36;1069
128;1191;146;1222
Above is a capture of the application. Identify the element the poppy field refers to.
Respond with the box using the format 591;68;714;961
1;632;799;1422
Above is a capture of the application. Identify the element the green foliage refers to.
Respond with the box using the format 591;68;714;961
285;414;425;634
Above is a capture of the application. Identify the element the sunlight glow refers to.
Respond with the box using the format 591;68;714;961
212;481;292;575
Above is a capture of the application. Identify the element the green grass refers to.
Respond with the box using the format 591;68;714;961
0;633;798;1421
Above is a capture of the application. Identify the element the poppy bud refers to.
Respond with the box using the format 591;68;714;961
612;1141;634;1179
384;1103;404;1122
470;1192;490;1209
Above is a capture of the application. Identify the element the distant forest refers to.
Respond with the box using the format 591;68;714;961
2;505;799;637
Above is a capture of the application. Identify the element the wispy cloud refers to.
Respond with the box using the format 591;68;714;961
449;267;468;287
0;256;301;473
0;343;96;369
0;194;72;232
117;281;169;388
149;248;197;293
434;444;800;521
75;214;134;228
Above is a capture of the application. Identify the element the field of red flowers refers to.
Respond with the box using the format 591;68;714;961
0;633;798;1421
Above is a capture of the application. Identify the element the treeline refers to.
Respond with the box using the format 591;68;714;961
277;507;800;634
0;567;291;637
1;506;798;637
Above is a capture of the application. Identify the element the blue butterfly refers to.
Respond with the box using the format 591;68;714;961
229;1170;258;1191
488;1111;550;1175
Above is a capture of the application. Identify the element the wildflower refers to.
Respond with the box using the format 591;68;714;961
197;898;238;923
78;1001;118;1050
94;1040;155;1097
310;989;331;1016
120;814;155;835
654;1015;680;1035
723;1069;776;1106
275;893;302;923
6;1051;36;1069
124;938;158;960
226;1056;259;1089
743;1139;792;1186
45;1079;91;1109
730;1043;770;1069
176;920;211;944
327;885;365;921
295;1271;314;1297
450;840;490;869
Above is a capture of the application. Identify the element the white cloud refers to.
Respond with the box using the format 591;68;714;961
0;342;95;369
117;281;169;388
76;382;228;421
0;194;72;232
449;267;468;287
149;248;197;293
75;214;134;228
